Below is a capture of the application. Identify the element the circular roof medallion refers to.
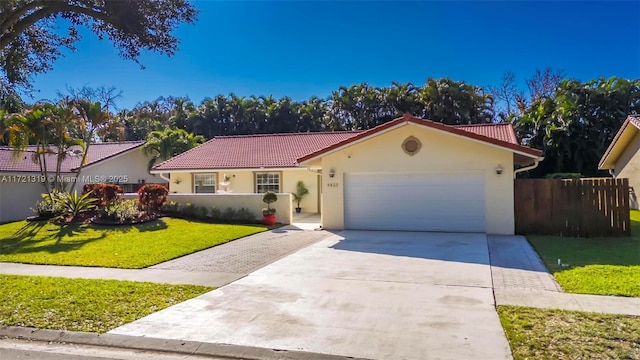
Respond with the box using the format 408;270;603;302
402;136;422;156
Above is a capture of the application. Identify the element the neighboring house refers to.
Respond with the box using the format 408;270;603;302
152;114;543;234
0;141;165;223
599;114;640;209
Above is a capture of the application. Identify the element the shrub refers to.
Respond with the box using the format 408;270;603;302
210;207;222;221
137;184;168;214
180;203;198;217
544;173;583;179
31;192;65;217
82;183;124;207
262;191;277;215
196;205;209;219
57;191;98;222
102;199;140;223
220;207;237;222
236;208;256;223
162;201;179;214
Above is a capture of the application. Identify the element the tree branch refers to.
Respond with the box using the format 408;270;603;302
0;2;112;51
0;0;48;35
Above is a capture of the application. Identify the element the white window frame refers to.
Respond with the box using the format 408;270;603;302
255;172;280;193
194;173;216;193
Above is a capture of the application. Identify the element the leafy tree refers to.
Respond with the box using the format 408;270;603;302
417;78;494;125
142;128;204;169
516;77;640;177
0;0;198;92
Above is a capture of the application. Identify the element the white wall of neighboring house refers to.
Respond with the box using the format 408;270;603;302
0;147;163;223
0;172;51;223
613;132;640;209
73;147;166;192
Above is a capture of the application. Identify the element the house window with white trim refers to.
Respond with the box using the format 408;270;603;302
256;172;280;193
194;173;216;193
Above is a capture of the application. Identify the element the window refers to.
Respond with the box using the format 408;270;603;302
256;172;280;193
194;173;216;193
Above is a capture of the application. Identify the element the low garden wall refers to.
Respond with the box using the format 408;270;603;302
124;193;293;225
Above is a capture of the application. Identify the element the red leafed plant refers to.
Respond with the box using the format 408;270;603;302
137;184;169;215
82;183;124;207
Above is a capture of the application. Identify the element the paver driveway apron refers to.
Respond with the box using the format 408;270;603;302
110;231;512;360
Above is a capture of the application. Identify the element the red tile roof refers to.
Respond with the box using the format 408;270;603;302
0;141;145;173
153;115;542;171
152;132;361;171
453;123;518;144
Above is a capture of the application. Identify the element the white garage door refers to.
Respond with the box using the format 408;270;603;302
344;172;486;232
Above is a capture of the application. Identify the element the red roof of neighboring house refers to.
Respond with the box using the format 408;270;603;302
0;141;145;173
152;115;542;171
298;114;543;163
599;115;640;169
453;123;519;145
152;132;361;171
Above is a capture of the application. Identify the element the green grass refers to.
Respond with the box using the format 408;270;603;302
527;210;640;297
0;218;267;268
0;274;213;333
498;306;640;360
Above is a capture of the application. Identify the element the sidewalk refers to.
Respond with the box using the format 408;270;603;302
494;288;640;315
488;235;640;316
0;227;331;287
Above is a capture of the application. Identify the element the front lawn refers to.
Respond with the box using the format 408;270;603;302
527;210;640;297
498;306;640;360
0;274;213;333
0;218;267;268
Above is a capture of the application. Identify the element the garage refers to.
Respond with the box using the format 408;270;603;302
344;172;486;232
297;114;544;234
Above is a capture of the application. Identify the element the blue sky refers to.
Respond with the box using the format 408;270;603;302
27;1;640;109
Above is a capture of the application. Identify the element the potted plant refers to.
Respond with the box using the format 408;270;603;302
262;191;278;225
292;180;309;213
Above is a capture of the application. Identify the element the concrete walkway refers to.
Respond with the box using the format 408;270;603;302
0;227;331;287
110;231;513;360
488;235;640;316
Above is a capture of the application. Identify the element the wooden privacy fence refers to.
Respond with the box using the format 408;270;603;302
514;178;630;237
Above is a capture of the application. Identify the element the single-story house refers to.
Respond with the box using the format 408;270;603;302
152;114;543;234
599;114;640;209
0;141;165;223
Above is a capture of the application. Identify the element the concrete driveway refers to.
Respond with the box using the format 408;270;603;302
110;231;512;360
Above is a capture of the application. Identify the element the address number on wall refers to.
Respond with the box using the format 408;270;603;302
327;182;339;188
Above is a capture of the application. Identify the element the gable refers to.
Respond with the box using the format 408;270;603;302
599;115;640;170
298;114;542;165
321;122;514;173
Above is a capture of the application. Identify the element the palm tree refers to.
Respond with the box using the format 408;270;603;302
142;128;204;170
2;103;56;196
72;99;122;183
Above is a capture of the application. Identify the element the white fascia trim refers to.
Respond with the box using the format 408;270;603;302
150;167;310;174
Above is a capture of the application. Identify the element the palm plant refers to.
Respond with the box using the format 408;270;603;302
57;191;98;223
292;181;309;212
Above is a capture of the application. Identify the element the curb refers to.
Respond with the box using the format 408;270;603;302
0;326;366;360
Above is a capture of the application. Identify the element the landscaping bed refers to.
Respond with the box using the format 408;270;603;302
0;274;213;333
498;306;640;360
0;218;267;268
527;210;640;297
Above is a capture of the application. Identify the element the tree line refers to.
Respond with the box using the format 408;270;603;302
2;74;640;178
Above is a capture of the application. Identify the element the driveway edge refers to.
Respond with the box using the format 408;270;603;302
0;326;368;360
